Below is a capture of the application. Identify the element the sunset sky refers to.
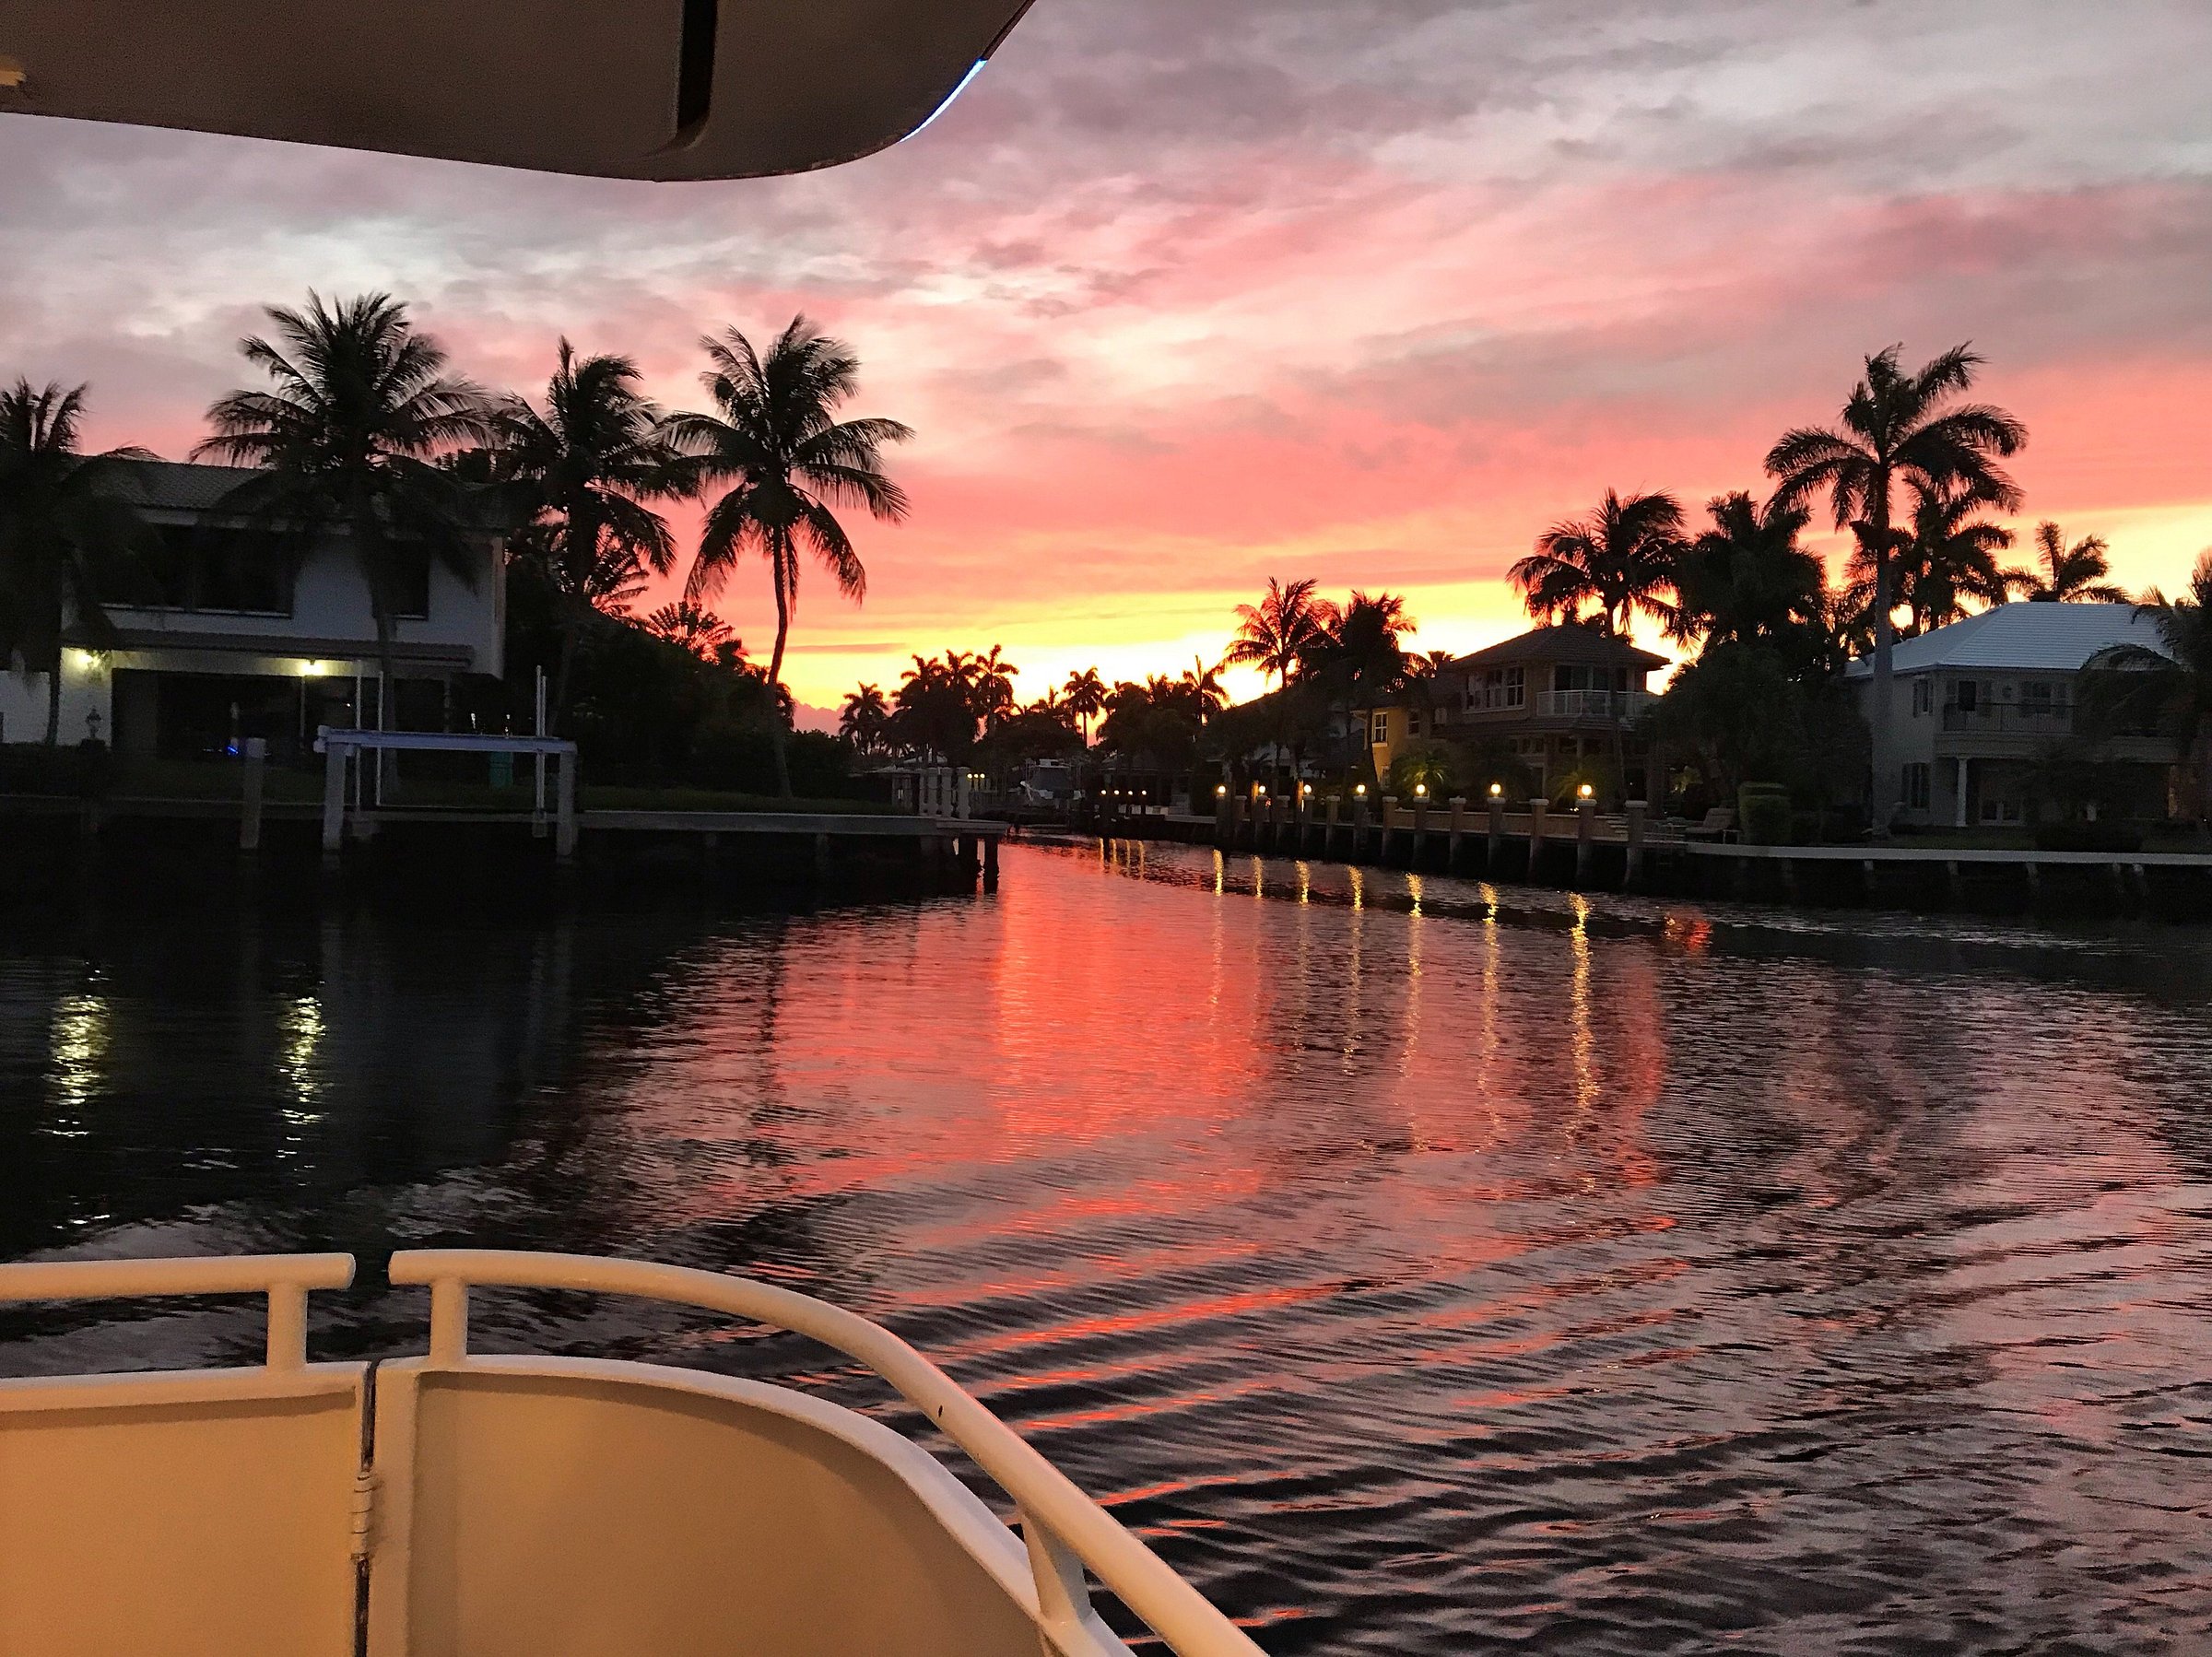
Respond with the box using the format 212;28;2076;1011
6;1;2212;724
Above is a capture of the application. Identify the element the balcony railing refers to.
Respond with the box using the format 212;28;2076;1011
1940;704;2073;734
1456;689;1654;722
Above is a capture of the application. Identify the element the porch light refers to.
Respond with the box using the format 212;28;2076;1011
300;659;327;676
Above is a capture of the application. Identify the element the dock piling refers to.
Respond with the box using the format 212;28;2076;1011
239;737;266;853
1575;797;1594;887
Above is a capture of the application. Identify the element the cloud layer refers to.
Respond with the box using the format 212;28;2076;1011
7;0;2212;702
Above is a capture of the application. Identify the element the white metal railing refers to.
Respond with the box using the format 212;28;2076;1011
0;1252;356;1371
1537;689;1654;719
387;1249;1264;1657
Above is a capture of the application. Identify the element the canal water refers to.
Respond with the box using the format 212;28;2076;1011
3;840;2209;1654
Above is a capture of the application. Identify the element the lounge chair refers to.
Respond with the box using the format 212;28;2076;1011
1683;806;1737;843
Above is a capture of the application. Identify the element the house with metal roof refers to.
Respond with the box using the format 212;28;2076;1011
1359;626;1669;801
1845;601;2175;827
0;459;505;758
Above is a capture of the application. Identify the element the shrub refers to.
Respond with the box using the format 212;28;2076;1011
1737;781;1792;845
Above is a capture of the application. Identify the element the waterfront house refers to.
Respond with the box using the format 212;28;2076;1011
1359;626;1667;799
0;460;505;759
1846;602;2176;827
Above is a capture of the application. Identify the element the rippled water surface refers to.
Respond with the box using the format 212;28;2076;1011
5;840;2212;1653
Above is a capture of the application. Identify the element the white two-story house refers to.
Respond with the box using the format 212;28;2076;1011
1848;602;2175;827
1;460;505;760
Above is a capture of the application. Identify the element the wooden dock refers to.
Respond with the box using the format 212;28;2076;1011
1081;793;2212;917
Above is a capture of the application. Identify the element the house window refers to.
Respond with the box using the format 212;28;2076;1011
390;546;432;620
1980;794;2022;825
124;525;294;616
1499;666;1524;708
1902;762;1931;810
1407;709;1422;736
1954;678;1979;713
1370;711;1389;744
2022;681;2054;714
1912;679;1932;716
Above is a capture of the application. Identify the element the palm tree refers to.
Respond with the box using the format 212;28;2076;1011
2081;553;2212;825
480;340;688;729
197;292;492;736
1882;483;2016;635
1320;590;1418;697
1510;489;1684;639
1222;576;1340;687
2017;521;2128;604
642;602;736;658
971;643;1018;730
666;316;912;796
1766;343;2027;826
1668;491;1827;655
1181;654;1229;716
0;381;154;744
1063;666;1107;746
840;682;890;752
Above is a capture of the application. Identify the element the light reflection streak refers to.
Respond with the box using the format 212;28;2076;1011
277;994;326;1155
46;990;109;1135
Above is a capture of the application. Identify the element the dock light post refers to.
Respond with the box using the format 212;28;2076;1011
1487;783;1505;872
1353;783;1371;861
1527;797;1548;882
1411;783;1430;868
1447;795;1466;872
1575;791;1596;887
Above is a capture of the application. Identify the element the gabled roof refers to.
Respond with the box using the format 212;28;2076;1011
1844;602;2171;676
1447;626;1668;673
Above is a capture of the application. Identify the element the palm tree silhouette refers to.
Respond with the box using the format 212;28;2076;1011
971;643;1018;730
840;682;890;753
1181;654;1228;715
1063;666;1107;746
1667;491;1826;655
666;316;912;796
198;292;492;736
1222;576;1340;687
1766;343;2026;826
1877;483;2016;635
0;380;154;744
481;340;688;729
641;602;737;658
2017;521;2128;604
2083;554;2212;824
1510;489;1684;638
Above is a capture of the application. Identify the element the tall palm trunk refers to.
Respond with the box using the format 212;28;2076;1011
552;611;583;733
374;610;398;801
766;533;794;798
43;651;62;746
1867;461;1896;833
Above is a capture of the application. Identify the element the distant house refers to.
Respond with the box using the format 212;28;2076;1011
1846;602;2175;827
1359;626;1668;799
0;460;505;758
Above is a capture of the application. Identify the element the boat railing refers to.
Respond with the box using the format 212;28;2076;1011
0;1251;357;1371
388;1248;1261;1657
